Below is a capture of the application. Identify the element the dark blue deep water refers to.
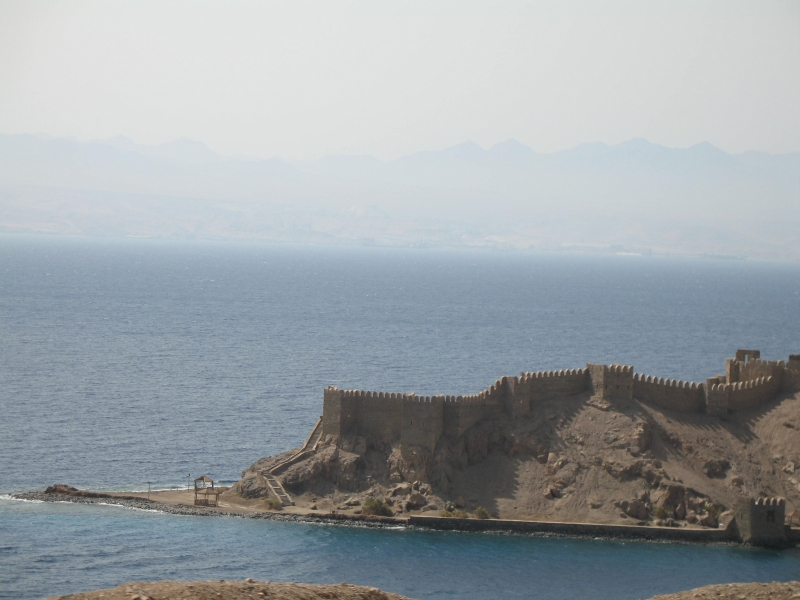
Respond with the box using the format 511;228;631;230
1;235;799;599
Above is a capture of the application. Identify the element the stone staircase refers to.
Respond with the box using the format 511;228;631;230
261;417;323;507
264;472;294;506
304;417;324;451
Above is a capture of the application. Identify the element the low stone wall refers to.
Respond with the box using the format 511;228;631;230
408;515;736;543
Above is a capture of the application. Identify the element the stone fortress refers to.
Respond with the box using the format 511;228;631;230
323;349;800;455
317;349;800;546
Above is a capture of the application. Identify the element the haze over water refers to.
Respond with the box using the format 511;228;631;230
2;234;800;599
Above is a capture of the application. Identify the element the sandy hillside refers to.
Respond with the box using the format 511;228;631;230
228;388;800;526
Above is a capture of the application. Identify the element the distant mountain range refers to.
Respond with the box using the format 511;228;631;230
1;133;798;260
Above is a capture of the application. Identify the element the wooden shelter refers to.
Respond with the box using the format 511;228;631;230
194;475;221;507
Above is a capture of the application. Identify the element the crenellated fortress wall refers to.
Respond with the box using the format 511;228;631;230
321;350;800;451
632;375;706;413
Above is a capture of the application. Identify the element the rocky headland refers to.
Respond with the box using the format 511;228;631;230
227;354;800;540
24;351;800;547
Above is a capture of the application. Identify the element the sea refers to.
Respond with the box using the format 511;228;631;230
1;234;799;599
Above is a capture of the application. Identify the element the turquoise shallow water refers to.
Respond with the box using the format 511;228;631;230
1;235;800;598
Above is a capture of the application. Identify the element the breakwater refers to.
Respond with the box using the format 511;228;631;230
409;515;737;543
17;491;800;547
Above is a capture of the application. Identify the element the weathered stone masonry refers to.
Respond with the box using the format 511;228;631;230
735;497;788;547
322;350;800;453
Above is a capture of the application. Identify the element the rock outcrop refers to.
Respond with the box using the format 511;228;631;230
648;581;800;600
46;580;414;600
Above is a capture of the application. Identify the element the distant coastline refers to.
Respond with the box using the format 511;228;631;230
2;133;799;261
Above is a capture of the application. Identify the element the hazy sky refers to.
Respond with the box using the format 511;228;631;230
1;1;799;159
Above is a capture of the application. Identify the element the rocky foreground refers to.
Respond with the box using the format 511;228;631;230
47;580;414;600
650;581;800;599
46;579;800;600
229;388;800;527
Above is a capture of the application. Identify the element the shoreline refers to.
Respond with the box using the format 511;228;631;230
11;491;402;529
13;490;787;547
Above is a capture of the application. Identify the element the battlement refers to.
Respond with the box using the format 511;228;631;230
404;395;440;403
632;374;705;412
587;363;633;401
743;358;783;368
709;376;773;392
754;496;785;508
520;368;586;379
320;350;798;452
707;374;783;414
633;375;702;389
726;353;788;390
735;349;761;362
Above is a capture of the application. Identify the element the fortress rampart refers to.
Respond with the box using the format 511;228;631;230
322;350;800;452
632;375;706;413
